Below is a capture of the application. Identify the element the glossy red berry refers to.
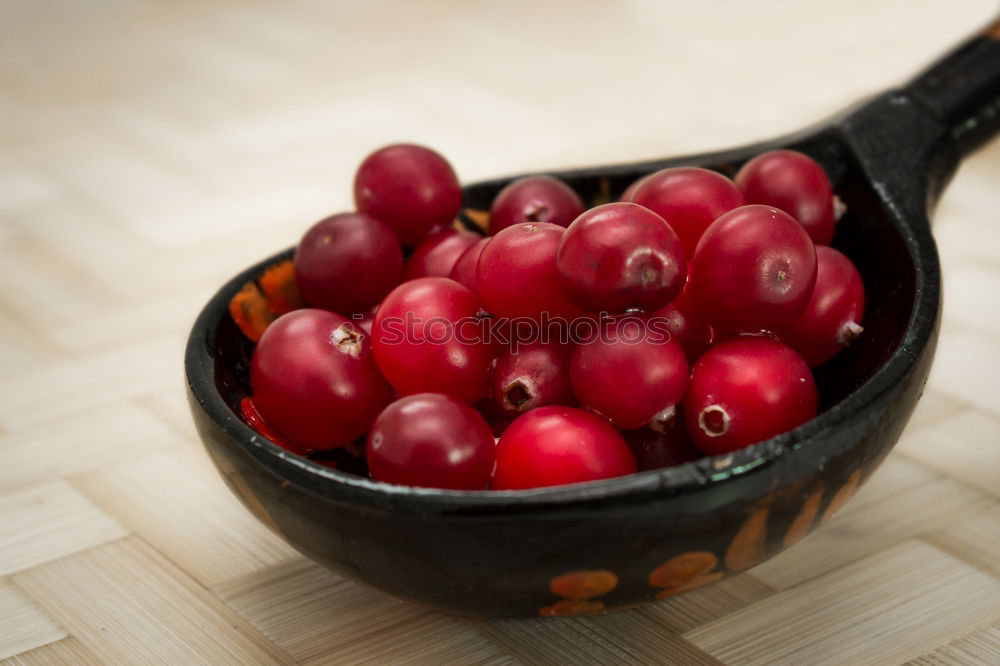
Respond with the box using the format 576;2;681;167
367;393;495;490
683;338;817;455
648;280;713;362
630;167;745;260
354;144;462;246
403;228;480;281
492;406;637;489
623;411;702;471
735;149;836;245
689;205;817;334
448;236;490;293
571;316;689;430
294;212;403;315
476;222;582;321
490;341;576;415
780;246;865;367
488;176;585;234
251;309;389;452
372;277;496;402
557;202;686;314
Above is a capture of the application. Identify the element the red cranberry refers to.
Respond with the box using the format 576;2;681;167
648;280;714;362
735;149;836;245
372;277;496;402
689;205;817;334
490;341;576;415
294;212;403;315
476;222;582;321
623;412;702;471
570;316;689;430
251;309;389;452
448;237;490;293
488;176;585;234
780;246;865;367
630;167;745;260
492;406;636;489
403;228;480;281
367;393;495;490
556;202;686;314
683;338;817;455
353;144;462;246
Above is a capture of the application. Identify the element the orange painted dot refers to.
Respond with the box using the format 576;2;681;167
654;572;725;599
822;469;862;523
725;508;769;571
538;600;605;617
783;486;825;548
647;551;718;588
549;569;618;600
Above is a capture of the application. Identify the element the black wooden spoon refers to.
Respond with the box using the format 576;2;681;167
186;22;1000;617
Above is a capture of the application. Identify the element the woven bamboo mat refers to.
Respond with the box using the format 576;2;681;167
1;1;999;664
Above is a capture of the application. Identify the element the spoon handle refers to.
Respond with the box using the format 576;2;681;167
904;19;1000;157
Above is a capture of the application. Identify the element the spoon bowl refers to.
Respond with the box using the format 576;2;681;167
185;24;1000;617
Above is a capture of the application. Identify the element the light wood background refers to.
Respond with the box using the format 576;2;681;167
2;1;999;664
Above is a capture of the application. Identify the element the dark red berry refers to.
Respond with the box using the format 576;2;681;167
489;176;585;234
476;222;583;321
630;167;745;260
648;280;714;362
689;205;817;334
403;228;480;281
492;406;636;489
490;341;576;415
251;309;389;452
367;393;495;490
570;316;689;430
683;338;817;455
448;237;490;293
294;212;403;315
372;277;496;402
619;174;650;202
735;149;836;245
780;246;865;367
623;411;702;471
354;144;462;246
556;202;686;314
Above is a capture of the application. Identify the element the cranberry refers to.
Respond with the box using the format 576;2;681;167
354;144;462;246
352;309;376;336
648;280;713;362
488;176;585;234
492;406;636;489
490;341;576;415
403;228;480;281
623;411;702;471
630;167;745;260
294;212;403;315
735;149;836;245
683;338;817;455
367;393;495;490
372;277;496;402
689;205;817;334
251;309;389;452
780;246;865;367
476;222;582;321
556;202;686;314
448;237;490;293
570;316;689;430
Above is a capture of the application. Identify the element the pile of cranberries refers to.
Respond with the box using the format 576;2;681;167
240;143;865;491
